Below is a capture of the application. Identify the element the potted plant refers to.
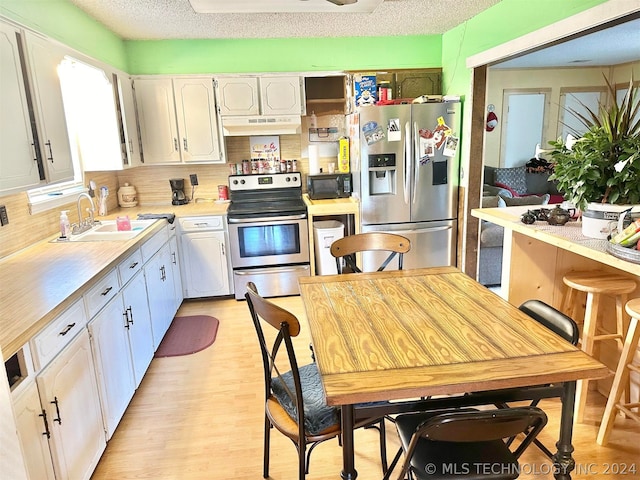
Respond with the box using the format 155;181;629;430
548;77;640;238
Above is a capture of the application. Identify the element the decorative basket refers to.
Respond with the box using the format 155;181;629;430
606;241;640;264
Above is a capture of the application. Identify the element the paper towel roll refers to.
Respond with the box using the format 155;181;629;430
308;145;320;174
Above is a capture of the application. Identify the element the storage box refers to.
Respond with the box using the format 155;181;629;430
313;220;344;275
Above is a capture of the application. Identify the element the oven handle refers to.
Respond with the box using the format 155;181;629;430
234;265;310;275
228;214;307;224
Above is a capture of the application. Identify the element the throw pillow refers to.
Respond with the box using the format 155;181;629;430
497;193;550;207
495;166;527;195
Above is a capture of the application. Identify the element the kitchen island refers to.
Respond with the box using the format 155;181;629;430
472;206;639;400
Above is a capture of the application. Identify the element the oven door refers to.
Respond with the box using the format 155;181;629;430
228;214;310;268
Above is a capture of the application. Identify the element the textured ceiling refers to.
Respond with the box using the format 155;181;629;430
67;0;501;40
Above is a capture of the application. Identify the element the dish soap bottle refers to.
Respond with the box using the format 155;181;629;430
59;210;71;239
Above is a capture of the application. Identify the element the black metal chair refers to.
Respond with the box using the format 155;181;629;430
330;232;411;273
244;282;388;479
383;406;548;480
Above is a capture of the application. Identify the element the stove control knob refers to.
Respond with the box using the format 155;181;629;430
240;179;245;184
285;176;291;182
232;179;238;185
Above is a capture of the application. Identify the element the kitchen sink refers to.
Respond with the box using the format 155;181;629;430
54;219;157;242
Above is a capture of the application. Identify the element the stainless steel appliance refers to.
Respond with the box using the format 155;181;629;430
307;172;352;200
350;101;461;270
227;172;310;300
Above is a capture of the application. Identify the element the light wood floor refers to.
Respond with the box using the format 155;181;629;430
91;296;640;480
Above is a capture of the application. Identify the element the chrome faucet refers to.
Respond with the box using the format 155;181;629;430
72;192;97;234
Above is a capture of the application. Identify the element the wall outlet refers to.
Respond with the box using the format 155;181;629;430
0;205;8;226
189;174;198;186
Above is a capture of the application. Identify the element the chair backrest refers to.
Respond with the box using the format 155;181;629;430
245;282;304;428
415;406;547;460
330;232;411;273
519;299;579;345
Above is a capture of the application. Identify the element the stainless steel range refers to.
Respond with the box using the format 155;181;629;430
227;172;310;300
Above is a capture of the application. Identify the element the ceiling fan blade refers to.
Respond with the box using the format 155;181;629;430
326;0;358;5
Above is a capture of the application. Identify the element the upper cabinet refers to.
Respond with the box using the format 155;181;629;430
217;75;303;116
22;31;75;184
134;76;224;164
304;75;349;116
0;21;41;193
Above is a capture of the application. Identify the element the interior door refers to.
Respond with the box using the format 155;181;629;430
501;90;549;167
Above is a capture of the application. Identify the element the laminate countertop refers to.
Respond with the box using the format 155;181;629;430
0;202;229;360
472;206;640;277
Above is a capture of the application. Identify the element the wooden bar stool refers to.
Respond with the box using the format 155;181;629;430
561;271;637;423
597;298;640;445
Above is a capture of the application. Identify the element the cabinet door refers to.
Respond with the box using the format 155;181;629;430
121;271;154;387
134;78;181;164
13;382;56;480
88;294;135;440
168;235;184;312
181;231;230;298
216;77;260;116
118;74;142;167
23;32;74;183
0;22;41;193
173;77;223;163
145;244;175;349
260;75;302;115
37;330;105;480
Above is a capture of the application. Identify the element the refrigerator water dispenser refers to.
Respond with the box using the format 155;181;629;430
368;154;396;195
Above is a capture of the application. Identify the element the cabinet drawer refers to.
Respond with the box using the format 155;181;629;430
179;216;224;231
141;223;169;262
30;299;88;371
118;248;143;286
84;268;119;318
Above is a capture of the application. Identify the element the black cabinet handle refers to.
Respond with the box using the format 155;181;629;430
39;409;51;438
127;306;134;326
51;397;62;425
100;286;113;296
129;261;139;269
59;323;76;336
45;140;54;162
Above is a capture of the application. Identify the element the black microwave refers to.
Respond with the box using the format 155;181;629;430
307;173;352;200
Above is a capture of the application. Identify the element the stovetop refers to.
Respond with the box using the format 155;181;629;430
227;172;306;218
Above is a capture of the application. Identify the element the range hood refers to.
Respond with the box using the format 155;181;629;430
221;115;302;136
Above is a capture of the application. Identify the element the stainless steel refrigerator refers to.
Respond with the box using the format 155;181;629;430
349;102;461;270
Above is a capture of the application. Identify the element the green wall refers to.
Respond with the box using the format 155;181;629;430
0;0;128;70
441;0;610;97
125;36;442;74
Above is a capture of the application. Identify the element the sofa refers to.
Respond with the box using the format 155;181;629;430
483;165;564;204
478;185;551;286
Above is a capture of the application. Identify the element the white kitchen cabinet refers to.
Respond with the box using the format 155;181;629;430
23;31;74;184
116;72;142;167
168;234;184;311
121;270;154;387
145;242;177;349
178;216;231;298
37;329;105;480
88;294;136;440
134;77;223;164
13;381;56;480
0;21;41;194
217;75;303;116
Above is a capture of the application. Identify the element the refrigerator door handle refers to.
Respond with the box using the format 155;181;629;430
413;121;420;205
404;121;411;205
384;225;452;236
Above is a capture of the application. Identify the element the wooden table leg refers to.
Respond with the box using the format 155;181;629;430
553;381;577;480
341;404;357;480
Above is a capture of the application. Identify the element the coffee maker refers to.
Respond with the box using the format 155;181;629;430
170;178;188;205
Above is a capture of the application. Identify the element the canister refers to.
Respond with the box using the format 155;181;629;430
117;182;138;207
242;159;250;174
218;185;229;200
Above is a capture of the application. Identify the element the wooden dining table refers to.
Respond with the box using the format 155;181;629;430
298;266;609;480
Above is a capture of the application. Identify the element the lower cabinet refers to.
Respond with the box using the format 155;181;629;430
13;381;56;480
36;330;106;480
180;230;230;297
